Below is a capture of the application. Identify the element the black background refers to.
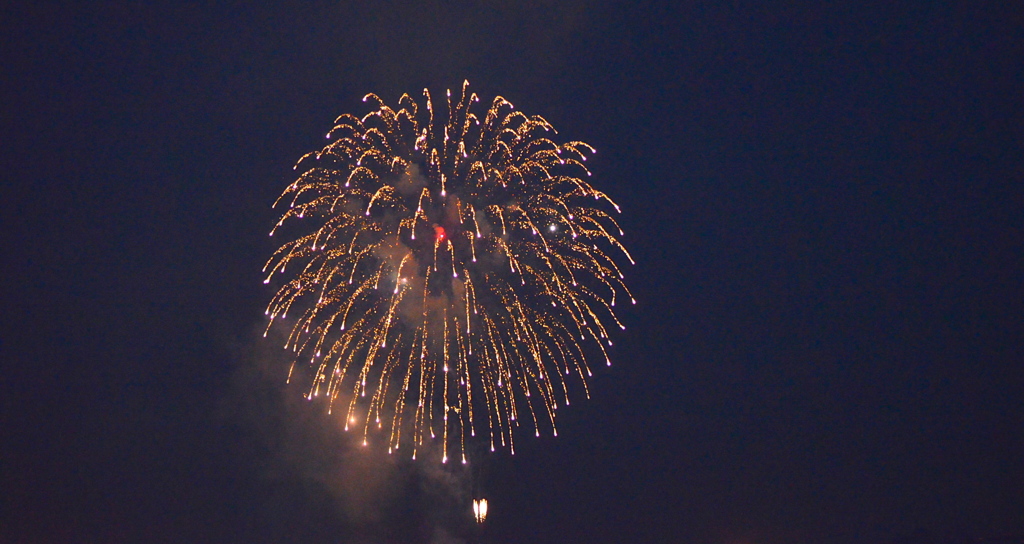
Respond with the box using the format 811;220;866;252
2;1;1022;543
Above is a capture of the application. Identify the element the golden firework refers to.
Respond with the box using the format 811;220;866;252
473;498;488;524
263;81;633;462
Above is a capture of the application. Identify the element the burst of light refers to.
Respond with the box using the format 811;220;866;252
263;81;634;462
473;498;488;524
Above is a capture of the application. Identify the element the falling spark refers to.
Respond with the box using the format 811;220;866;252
473;498;489;524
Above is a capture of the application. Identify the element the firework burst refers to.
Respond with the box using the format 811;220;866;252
263;81;633;462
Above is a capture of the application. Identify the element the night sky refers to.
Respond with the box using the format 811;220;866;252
3;2;1023;543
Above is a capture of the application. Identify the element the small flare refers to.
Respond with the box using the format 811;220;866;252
473;498;488;524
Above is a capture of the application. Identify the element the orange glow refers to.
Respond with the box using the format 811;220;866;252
473;498;488;523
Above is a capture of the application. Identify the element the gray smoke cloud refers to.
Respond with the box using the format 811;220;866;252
221;324;479;544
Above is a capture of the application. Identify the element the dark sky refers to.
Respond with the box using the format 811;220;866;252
2;1;1023;543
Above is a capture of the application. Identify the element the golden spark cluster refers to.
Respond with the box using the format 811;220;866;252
263;81;633;463
473;498;488;524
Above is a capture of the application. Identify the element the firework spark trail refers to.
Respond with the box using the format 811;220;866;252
263;81;634;462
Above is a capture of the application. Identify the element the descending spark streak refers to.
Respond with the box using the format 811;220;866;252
263;81;633;462
473;498;488;524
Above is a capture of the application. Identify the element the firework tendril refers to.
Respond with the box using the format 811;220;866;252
263;81;634;463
